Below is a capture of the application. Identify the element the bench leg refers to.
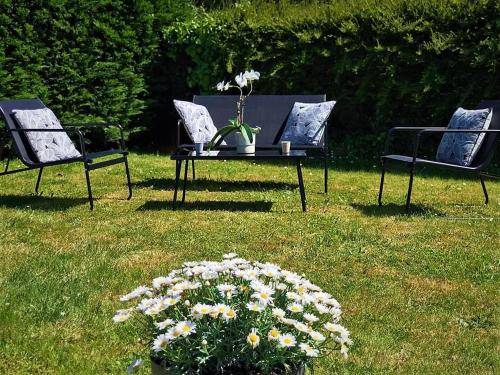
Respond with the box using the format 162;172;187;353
480;174;488;205
182;159;189;203
173;160;181;210
35;167;43;194
192;160;196;180
296;160;307;212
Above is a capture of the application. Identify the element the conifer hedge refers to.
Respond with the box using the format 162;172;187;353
1;0;499;154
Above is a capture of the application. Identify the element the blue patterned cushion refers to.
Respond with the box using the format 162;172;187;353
279;101;336;145
12;108;81;163
436;107;492;166
174;100;226;145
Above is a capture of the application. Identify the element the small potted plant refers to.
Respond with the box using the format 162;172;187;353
208;71;262;154
114;253;352;374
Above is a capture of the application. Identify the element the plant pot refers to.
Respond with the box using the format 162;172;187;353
234;131;256;154
151;357;305;375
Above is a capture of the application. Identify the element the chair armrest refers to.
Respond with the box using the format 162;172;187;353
383;126;448;154
65;122;126;149
409;128;500;164
8;128;87;156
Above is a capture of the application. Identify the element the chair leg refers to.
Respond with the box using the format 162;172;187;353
324;152;328;194
191;160;196;180
84;166;94;211
479;174;488;205
3;155;10;173
124;156;132;200
405;169;415;211
378;163;385;207
35;167;43;194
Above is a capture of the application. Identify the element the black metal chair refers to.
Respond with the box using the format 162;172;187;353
177;95;332;193
0;99;132;210
378;100;499;210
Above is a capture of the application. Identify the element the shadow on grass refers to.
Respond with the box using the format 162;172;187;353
0;194;87;211
351;203;444;217
138;200;273;212
134;178;298;192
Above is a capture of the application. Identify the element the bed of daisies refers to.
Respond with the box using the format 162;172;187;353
114;253;352;374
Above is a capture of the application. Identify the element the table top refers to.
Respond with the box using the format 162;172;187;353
171;149;307;160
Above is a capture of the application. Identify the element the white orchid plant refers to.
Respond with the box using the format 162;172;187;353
208;70;262;150
114;253;352;374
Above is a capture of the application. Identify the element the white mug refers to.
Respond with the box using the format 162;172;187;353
281;141;291;154
195;143;204;153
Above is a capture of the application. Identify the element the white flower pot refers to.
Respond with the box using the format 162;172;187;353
234;131;256;154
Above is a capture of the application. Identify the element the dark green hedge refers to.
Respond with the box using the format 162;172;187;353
1;1;499;156
165;0;500;155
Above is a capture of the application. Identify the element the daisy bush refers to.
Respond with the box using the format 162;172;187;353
114;254;352;374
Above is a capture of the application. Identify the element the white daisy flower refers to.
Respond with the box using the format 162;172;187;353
175;321;196;337
222;308;237;320
152;277;173;289
113;309;132;323
223;252;238;259
247;328;260;348
294;321;310;333
152;334;170;352
268;327;280;341
315;303;330;314
155;319;175;330
165;326;182;341
272;308;286;318
213;303;230;315
251;290;274;305
303;313;319;323
120;286;151;302
309;330;326;342
246;302;265;312
299;343;319;357
278;333;297;348
287;303;304;313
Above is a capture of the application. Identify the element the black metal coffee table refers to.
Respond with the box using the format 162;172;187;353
170;150;308;211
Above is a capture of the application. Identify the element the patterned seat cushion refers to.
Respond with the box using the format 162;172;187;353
174;100;226;145
12;108;81;163
279;101;336;145
436;107;492;166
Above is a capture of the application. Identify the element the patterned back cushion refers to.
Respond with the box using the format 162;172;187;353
436;107;492;166
279;101;336;145
12;108;81;163
174;100;226;144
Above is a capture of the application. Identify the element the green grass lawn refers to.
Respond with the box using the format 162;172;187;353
0;153;498;374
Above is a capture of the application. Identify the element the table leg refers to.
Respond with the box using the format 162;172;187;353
296;160;307;212
182;158;189;203
173;160;182;210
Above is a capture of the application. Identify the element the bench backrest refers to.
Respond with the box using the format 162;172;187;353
472;100;500;169
0;99;46;166
193;95;327;147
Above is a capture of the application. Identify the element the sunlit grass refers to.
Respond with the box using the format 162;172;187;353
0;152;498;374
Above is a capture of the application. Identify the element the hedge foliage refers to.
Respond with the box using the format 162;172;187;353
1;0;499;154
165;0;500;154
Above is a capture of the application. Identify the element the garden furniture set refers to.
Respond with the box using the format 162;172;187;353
0;96;498;211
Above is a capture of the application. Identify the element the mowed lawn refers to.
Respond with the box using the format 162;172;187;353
0;152;498;374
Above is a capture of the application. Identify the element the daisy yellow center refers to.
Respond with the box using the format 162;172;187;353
200;308;209;314
226;310;235;317
270;330;279;338
291;306;300;312
172;330;181;337
260;293;268;299
249;334;258;343
182;325;191;333
283;337;292;345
